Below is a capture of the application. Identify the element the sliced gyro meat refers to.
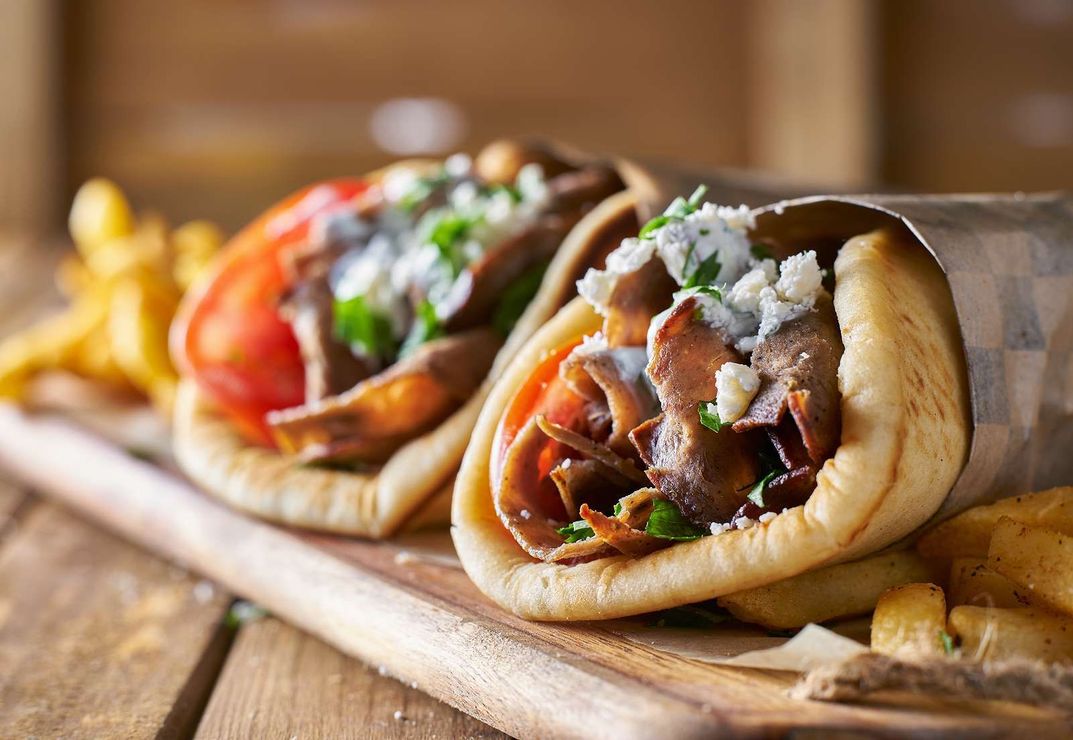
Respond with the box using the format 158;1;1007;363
733;291;843;463
267;327;501;463
559;345;659;457
634;297;761;525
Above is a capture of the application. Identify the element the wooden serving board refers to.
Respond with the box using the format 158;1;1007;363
0;404;1065;738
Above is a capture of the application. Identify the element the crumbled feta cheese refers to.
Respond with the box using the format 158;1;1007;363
776;250;824;303
577;238;656;315
516;163;548;203
714;362;761;424
758;512;778;524
520;508;532;520
710;521;732;535
653;202;754;286
727;260;777;315
332;233;410;339
733;516;758;530
560;458;572;470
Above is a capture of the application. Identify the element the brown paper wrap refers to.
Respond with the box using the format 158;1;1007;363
746;193;1073;517
616;160;1073;514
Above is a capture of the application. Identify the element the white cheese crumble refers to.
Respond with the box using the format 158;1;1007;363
654;203;755;286
576;200;754;314
331;233;410;342
647;249;825;355
577;238;656;316
714;362;761;424
758;512;778;524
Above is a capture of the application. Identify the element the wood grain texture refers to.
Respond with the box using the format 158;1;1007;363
0;409;1065;738
197;616;504;739
0;499;233;739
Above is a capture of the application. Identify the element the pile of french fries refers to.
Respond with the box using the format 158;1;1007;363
0;179;222;415
718;486;1073;665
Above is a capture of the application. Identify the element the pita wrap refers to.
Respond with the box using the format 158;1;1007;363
173;179;641;537
452;195;978;620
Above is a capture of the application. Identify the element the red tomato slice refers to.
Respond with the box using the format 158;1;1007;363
490;338;588;487
172;179;371;444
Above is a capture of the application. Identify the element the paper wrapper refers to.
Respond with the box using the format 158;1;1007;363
617;158;1073;519
748;193;1073;518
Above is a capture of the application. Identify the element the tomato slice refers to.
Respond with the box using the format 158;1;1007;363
491;338;588;486
172;179;371;443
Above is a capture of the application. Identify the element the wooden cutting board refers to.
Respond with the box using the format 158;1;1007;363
0;403;1065;738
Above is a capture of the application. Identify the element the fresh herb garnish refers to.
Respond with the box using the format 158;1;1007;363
939;629;956;655
750;243;775;261
613;501;623;517
638;184;709;240
332;295;396;359
746;469;779;508
492;263;547;336
743;447;788;508
683;252;722;289
651;604;729;629
425;212;475;277
638;215;670;240
698;402;728;433
400;299;444;357
556;519;596;543
645;499;707;541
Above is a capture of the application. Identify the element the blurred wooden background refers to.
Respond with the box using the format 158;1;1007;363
2;0;1071;235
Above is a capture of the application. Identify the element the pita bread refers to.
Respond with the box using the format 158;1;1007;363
451;226;971;619
173;191;640;536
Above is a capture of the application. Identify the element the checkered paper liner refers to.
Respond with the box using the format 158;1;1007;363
616;159;1073;517
783;193;1073;517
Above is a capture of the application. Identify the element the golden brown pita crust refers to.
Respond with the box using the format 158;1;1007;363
451;228;971;620
173;191;641;537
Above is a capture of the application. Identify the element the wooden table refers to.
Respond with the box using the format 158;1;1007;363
0;239;504;739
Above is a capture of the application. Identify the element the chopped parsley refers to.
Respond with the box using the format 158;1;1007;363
493;263;547;336
333;295;396;359
698;402;728;433
638;184;709;240
746;470;779;508
939;629;956;655
743;448;788;508
645;499;707;541
424;211;475;277
556;519;596;543
399;299;444;357
683;252;722;289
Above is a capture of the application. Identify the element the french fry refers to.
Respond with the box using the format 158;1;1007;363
0;291;109;398
171;220;223;291
988;517;1073;618
718;550;937;630
947;557;1031;608
107;276;180;414
948;606;1073;663
68;178;136;256
917;487;1073;561
870;583;949;658
1;178;223;410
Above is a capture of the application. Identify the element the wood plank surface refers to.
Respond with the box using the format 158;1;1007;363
198;616;504;739
0;498;233;739
0;408;1065;738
